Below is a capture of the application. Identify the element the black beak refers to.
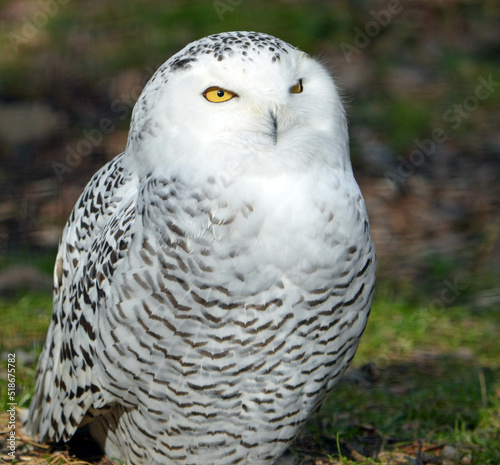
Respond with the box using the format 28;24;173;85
269;110;278;145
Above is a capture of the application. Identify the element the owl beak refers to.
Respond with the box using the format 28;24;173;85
269;110;278;145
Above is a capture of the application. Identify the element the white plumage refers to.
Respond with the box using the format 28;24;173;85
26;31;376;465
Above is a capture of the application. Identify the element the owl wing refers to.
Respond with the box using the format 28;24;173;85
26;152;139;442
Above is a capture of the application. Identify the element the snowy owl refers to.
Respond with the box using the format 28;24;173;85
26;31;376;465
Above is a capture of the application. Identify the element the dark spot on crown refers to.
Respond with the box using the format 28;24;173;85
161;32;295;72
170;57;197;71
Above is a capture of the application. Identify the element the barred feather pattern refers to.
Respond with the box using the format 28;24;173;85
26;31;376;465
26;152;375;464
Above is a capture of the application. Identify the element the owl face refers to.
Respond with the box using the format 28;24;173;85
128;32;349;178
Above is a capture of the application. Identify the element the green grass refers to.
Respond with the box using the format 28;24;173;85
312;355;499;460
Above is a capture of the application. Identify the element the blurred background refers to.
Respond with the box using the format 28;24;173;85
0;0;499;463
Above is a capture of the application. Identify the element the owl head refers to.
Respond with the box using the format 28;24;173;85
127;32;350;180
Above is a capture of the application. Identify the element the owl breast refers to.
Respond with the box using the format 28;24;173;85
91;168;375;464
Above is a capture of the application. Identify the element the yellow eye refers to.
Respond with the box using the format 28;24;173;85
290;79;303;94
203;87;236;103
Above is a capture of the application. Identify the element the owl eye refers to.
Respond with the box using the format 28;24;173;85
204;87;237;103
290;79;303;94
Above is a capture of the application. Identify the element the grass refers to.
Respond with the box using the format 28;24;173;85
0;265;498;464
